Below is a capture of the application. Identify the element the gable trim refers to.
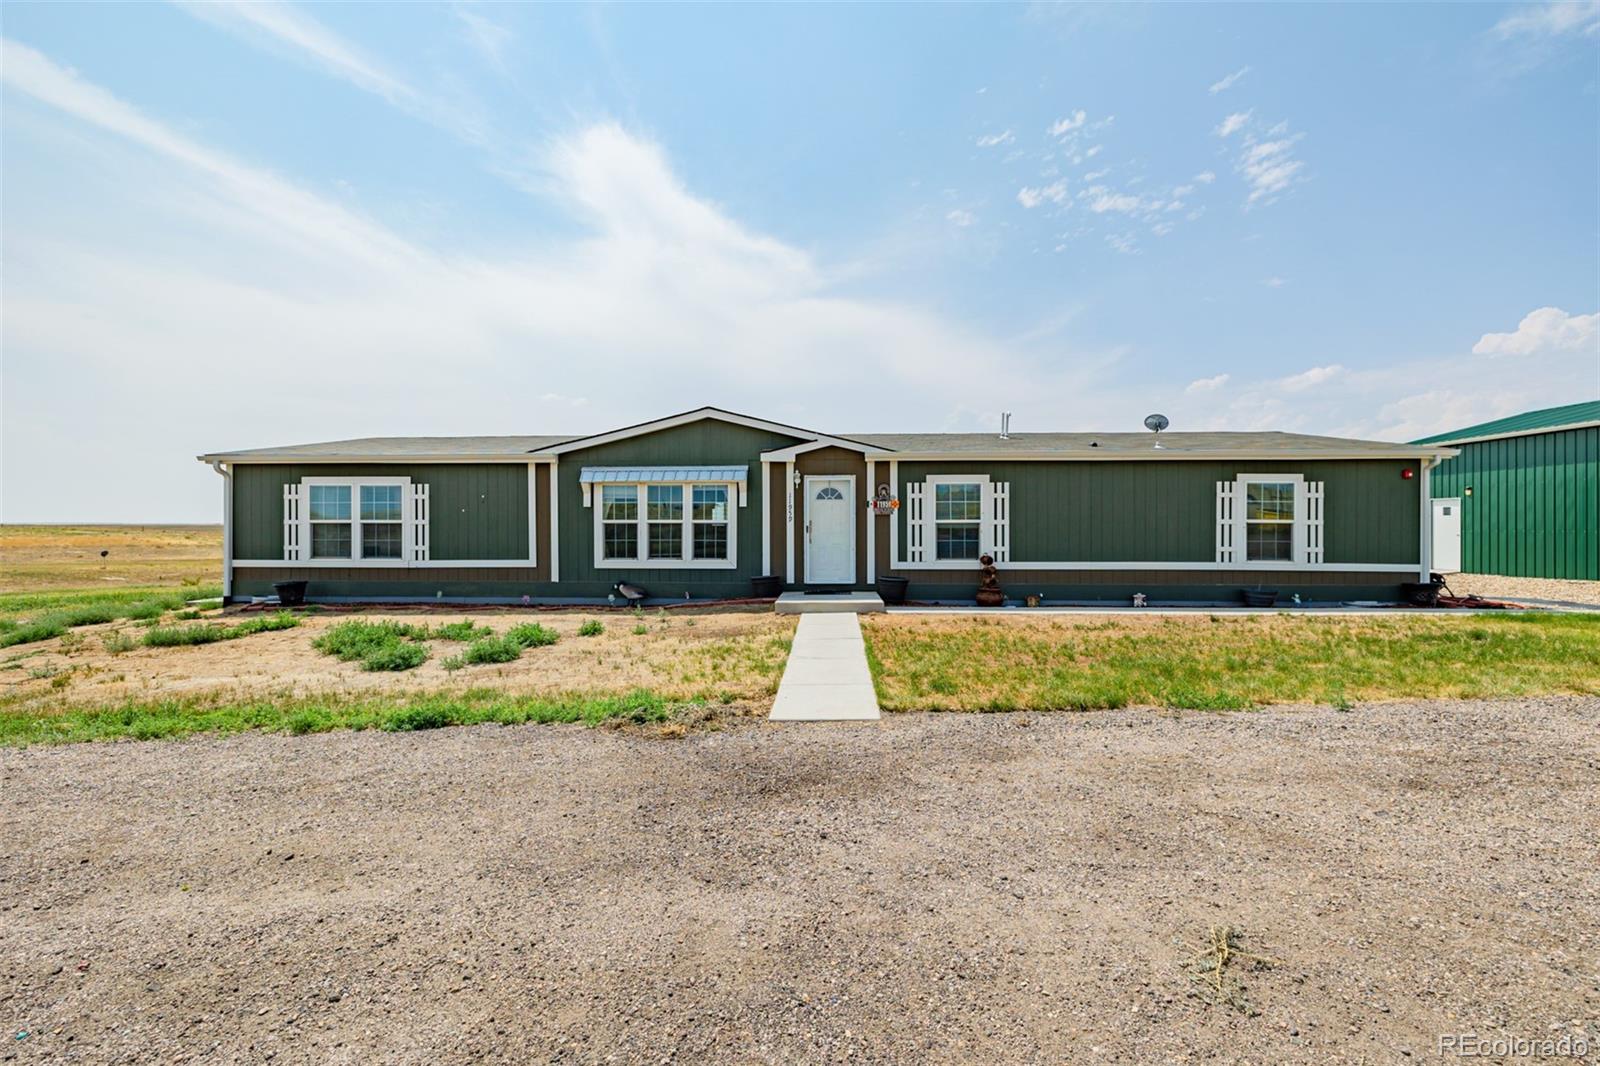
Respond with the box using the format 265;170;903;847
536;406;877;456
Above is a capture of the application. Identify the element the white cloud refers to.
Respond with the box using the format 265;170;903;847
1016;180;1068;208
1493;1;1600;38
1262;276;1287;288
1472;306;1599;356
1215;111;1252;137
1105;233;1138;254
1278;364;1344;391
454;6;515;74
946;209;976;227
976;129;1015;147
1185;373;1230;393
1082;187;1144;214
1049;110;1087;137
1193;170;1217;184
3;39;1140;521
1208;66;1251;94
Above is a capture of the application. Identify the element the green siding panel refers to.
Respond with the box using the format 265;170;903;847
1430;425;1600;580
555;420;806;598
896;459;1420;565
233;463;529;561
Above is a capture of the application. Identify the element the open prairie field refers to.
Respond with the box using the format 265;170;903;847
0;524;221;593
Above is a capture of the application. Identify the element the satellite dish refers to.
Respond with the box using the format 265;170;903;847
1143;413;1170;433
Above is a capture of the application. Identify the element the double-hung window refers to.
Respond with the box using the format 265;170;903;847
592;482;737;568
1244;480;1296;562
309;485;352;559
360;485;403;559
934;481;983;560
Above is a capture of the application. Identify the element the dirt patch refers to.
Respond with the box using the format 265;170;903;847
1445;572;1600;610
2;697;1596;1062
0;525;220;593
0;609;795;711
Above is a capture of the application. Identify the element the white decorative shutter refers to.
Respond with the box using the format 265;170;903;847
409;483;430;562
986;481;1010;562
906;482;927;563
1215;480;1236;564
283;484;302;561
1305;481;1324;564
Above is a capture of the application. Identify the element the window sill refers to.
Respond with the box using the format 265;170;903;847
594;557;738;570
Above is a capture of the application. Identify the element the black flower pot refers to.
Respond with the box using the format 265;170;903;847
273;580;308;607
875;575;910;605
751;575;783;599
1241;588;1278;608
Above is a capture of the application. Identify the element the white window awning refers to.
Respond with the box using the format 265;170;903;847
578;465;749;506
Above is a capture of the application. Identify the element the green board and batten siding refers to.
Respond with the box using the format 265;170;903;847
1426;424;1599;580
232;463;529;561
554;419;807;598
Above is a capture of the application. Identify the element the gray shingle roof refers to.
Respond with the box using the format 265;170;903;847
844;431;1446;457
199;435;574;460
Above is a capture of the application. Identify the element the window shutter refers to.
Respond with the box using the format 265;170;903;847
906;481;927;563
409;483;430;562
1305;481;1324;564
283;483;302;561
1215;480;1236;564
985;481;1010;562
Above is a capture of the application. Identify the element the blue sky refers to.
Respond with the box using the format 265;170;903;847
2;2;1597;521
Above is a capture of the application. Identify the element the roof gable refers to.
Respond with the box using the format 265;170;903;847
538;406;874;455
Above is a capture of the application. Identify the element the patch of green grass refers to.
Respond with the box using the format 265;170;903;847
431;620;492;641
462;634;522;664
506;622;558;648
864;613;1600;712
632;623;648;636
0;584;222;619
0;585;229;649
144;612;299;648
0;618;68;649
578;619;605;637
360;641;429;672
441;654;466;672
0;688;680;745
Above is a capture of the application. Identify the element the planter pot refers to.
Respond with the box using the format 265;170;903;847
1400;581;1440;607
1240;588;1278;608
751;575;783;599
272;579;308;607
875;575;910;605
975;589;1005;608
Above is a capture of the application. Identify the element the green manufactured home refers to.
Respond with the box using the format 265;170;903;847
199;407;1455;605
1414;401;1599;581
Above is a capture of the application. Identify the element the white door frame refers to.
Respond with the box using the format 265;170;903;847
803;474;856;585
1432;496;1462;573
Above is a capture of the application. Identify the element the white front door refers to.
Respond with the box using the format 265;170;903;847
1432;497;1461;572
804;476;855;584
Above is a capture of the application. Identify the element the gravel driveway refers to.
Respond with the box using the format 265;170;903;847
4;698;1598;1063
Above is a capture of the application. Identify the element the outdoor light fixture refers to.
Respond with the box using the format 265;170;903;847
1465;486;1474;496
792;470;802;487
1401;468;1415;480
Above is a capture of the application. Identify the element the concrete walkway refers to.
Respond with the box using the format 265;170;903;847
768;613;881;721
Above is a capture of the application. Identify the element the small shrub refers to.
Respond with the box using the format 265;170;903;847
463;635;522;665
231;612;301;636
432;620;491;641
578;620;605;637
506;622;558;648
312;620;426;662
632;623;648;636
0;618;67;649
174;609;201;621
441;654;466;672
62;603;120;627
383;704;453;732
123;601;168;622
144;624;230;647
360;641;429;672
102;630;138;655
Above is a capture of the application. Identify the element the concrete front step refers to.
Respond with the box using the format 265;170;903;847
774;591;886;615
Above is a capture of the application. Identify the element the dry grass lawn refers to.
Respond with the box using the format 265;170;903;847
864;611;1600;711
0;524;220;593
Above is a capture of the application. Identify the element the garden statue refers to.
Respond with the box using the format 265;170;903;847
975;553;1004;607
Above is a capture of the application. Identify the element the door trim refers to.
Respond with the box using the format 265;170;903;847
803;474;857;585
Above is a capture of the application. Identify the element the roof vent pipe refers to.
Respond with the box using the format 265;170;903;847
999;411;1012;440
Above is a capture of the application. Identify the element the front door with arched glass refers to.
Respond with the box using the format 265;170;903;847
804;476;855;585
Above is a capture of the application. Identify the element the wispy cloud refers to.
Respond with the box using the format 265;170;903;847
454;5;515;74
945;209;977;227
1493;0;1600;39
1214;111;1252;138
976;129;1015;147
1016;180;1068;208
1262;276;1287;287
1193;170;1216;184
1472;306;1598;356
1185;373;1230;393
1048;110;1086;137
1208;66;1251;94
1278;364;1344;391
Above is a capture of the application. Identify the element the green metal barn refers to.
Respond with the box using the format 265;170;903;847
1413;401;1599;580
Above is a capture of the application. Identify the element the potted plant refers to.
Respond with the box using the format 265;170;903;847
1240;586;1278;607
875;574;909;605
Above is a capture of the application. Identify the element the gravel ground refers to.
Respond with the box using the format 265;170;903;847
3;698;1598;1064
1444;573;1600;610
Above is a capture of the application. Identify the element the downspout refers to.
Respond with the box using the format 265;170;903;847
1418;455;1436;583
209;461;233;603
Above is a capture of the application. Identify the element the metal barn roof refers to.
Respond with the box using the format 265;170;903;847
1411;401;1600;446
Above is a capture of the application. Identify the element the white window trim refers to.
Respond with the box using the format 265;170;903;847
1234;472;1305;567
590;481;739;570
301;475;413;563
926;474;989;562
